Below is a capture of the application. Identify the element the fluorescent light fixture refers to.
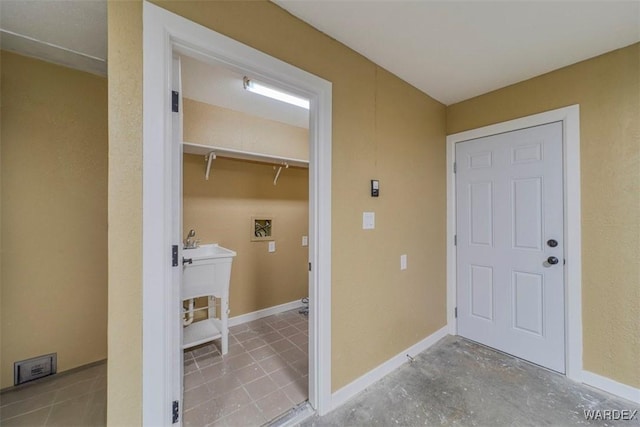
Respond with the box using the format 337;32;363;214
243;77;309;109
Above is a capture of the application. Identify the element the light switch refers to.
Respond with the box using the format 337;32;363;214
400;254;407;270
363;212;375;230
268;241;276;252
302;236;308;247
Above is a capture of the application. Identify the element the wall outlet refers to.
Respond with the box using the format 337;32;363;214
302;236;308;247
400;254;407;270
268;241;276;252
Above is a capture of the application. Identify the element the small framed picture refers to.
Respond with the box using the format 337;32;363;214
251;217;274;241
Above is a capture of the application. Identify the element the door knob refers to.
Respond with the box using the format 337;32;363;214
183;257;193;265
547;256;559;265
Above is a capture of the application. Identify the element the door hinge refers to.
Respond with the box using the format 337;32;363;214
453;162;457;173
454;235;457;246
172;400;179;423
172;245;179;267
308;262;312;272
455;307;458;318
172;91;179;113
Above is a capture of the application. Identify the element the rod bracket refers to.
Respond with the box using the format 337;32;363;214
204;151;216;180
273;162;289;185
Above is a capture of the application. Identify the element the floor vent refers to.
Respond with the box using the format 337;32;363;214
14;353;57;386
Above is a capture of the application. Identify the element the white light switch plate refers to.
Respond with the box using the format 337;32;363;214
400;254;407;270
302;236;308;247
268;241;276;252
363;212;375;229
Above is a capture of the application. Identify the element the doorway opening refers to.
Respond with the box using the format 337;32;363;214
142;3;333;425
178;55;312;425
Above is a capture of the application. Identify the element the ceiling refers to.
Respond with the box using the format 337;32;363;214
275;1;640;105
181;56;310;129
1;1;638;106
0;0;107;76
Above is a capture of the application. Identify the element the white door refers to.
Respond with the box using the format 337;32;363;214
456;121;565;373
171;55;185;420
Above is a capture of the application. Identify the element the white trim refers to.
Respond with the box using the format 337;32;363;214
446;105;582;382
142;5;174;426
582;371;640;404
228;300;306;327
142;2;332;424
446;131;457;336
331;327;449;410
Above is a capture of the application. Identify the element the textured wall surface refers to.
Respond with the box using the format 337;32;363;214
447;43;640;388
183;98;309;160
183;155;309;316
1;51;108;388
106;1;143;425
183;99;309;317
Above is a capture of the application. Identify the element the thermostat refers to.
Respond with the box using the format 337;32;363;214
371;180;379;197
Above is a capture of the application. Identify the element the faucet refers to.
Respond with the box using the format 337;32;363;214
184;229;199;249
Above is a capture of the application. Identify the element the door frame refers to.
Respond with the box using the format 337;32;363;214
446;105;582;382
142;2;333;425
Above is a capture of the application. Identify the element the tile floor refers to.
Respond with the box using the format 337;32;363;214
0;361;106;427
183;309;309;427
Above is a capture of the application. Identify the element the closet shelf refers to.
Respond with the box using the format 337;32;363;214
182;141;309;169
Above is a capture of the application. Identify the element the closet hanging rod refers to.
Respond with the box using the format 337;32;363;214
182;141;309;169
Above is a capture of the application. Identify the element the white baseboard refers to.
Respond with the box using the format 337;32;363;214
228;299;305;327
582;370;640;403
331;326;449;410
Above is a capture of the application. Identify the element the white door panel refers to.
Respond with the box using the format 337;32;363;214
456;122;565;373
469;181;494;247
470;265;494;321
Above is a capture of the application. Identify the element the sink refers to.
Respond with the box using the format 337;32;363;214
182;243;236;354
182;244;236;300
184;243;237;260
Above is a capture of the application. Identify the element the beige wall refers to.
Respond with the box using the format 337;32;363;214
108;1;446;422
183;155;309;316
183;99;309;316
184;98;309;160
107;0;143;425
447;43;640;388
0;52;108;388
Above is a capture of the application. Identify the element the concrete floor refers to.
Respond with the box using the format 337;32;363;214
302;336;640;427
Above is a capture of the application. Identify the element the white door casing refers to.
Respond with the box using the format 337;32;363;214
456;122;565;372
142;2;333;425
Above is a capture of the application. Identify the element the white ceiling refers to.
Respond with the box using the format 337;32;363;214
1;1;638;105
181;56;310;129
0;0;107;75
274;1;640;105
